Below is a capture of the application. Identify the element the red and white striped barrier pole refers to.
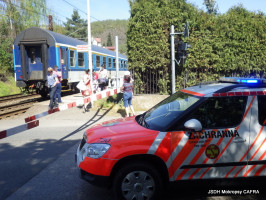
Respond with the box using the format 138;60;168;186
0;88;120;140
25;88;120;123
0;120;39;140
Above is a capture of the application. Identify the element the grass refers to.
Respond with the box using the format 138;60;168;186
92;93;128;117
0;75;21;97
93;93;124;109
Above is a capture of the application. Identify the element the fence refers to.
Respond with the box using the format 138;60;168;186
131;68;165;94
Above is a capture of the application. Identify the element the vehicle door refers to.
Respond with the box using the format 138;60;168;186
245;95;266;177
60;47;69;79
168;95;251;181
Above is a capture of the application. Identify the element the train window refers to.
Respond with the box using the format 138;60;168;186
113;59;116;68
103;57;106;67
96;55;100;68
78;52;85;67
108;58;112;68
120;60;123;69
70;50;75;67
60;48;65;64
30;48;36;64
125;61;127;69
26;47;42;64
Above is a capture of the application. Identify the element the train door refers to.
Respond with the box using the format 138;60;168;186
60;47;69;79
20;43;48;81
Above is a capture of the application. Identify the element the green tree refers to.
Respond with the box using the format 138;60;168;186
91;19;128;54
1;0;48;38
204;0;218;14
127;0;196;93
127;0;265;94
64;10;87;40
20;0;47;29
0;20;13;74
128;0;170;94
53;23;67;35
0;0;48;74
107;32;112;46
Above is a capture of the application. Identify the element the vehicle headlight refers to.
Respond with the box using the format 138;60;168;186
84;143;111;159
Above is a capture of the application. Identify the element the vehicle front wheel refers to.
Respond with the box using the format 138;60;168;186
113;162;163;200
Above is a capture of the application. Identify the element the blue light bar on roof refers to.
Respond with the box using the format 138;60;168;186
220;77;266;84
247;80;258;83
237;79;258;83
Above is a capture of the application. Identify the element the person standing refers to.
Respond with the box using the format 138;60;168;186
47;67;58;110
98;65;108;91
82;69;92;112
121;75;135;117
53;65;62;103
92;70;99;93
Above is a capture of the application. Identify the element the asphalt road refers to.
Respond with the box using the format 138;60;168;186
0;105;119;200
0;106;265;200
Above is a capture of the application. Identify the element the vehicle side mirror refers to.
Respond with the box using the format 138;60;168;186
184;119;202;131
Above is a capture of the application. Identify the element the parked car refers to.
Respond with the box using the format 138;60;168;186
76;77;266;200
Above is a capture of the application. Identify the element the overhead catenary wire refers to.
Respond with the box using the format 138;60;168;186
1;0;107;23
61;0;103;22
0;0;88;26
62;0;87;15
1;0;66;25
2;0;120;40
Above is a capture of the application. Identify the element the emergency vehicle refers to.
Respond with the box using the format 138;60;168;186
76;77;266;200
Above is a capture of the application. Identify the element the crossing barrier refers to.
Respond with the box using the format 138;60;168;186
0;88;119;140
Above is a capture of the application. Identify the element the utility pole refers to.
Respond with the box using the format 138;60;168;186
48;15;53;31
87;0;93;80
115;36;119;88
170;25;176;94
170;23;190;94
170;25;183;94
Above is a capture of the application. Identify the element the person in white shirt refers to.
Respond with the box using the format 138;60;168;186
98;65;108;91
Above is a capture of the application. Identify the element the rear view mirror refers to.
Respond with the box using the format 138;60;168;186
184;119;202;131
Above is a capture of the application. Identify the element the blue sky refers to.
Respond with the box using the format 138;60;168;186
46;0;266;23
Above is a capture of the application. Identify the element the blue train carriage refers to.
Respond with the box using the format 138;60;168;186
90;45;128;87
13;27;128;97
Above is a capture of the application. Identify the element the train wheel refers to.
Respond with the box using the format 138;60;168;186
40;87;48;98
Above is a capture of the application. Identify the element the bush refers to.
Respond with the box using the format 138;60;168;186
0;75;20;97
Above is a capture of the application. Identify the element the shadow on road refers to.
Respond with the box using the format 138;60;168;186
59;105;115;141
0;105;116;200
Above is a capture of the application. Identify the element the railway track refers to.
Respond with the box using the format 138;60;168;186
0;93;40;103
0;90;78;119
0;93;41;119
0;101;35;119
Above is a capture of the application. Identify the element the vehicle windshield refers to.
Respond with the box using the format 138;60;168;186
138;91;200;131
